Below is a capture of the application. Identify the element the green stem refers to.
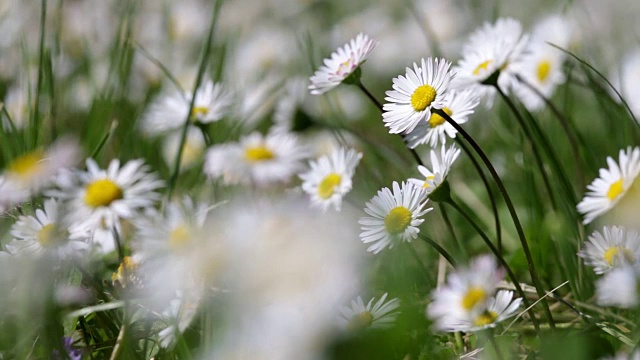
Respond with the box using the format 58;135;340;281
166;0;223;200
438;203;467;260
434;108;553;330
455;137;502;253
89;121;118;159
421;235;457;267
32;0;47;148
487;329;504;360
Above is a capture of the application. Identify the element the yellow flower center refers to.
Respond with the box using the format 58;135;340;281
347;311;374;331
191;106;209;119
473;60;493;75
169;224;191;249
84;179;123;208
461;287;486;310
245;146;275;163
37;224;56;246
411;85;437;112
112;256;139;286
423;175;436;188
603;246;634;266
473;310;498;327
318;173;342;199
428;107;452;128
607;179;624;201
384;206;412;234
337;60;353;75
536;59;552;82
7;150;45;178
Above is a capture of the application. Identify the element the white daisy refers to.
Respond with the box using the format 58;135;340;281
161;126;206;171
578;226;640;274
427;255;506;330
577;147;640;225
139;79;232;136
309;33;379;95
338;293;400;332
50;158;164;253
0;138;80;211
204;130;308;187
433;290;522;332
596;265;639;309
611;48;640;121
299;147;362;212
404;89;479;149
382;57;454;135
6;198;88;259
359;181;432;254
512;42;566;111
452;17;530;106
158;286;204;349
408;144;461;194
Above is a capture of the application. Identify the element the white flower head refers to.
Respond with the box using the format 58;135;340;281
577;147;640;225
50;158;164;253
205;130;308;187
579;226;640;274
405;89;479;149
611;48;640;121
383;57;454;135
596;265;640;309
409;144;461;194
427;255;506;331
299;147;362;212
139;79;232;136
309;33;379;95
6;198;88;259
158;285;204;349
359;181;432;254
453;17;530;106
338;293;400;332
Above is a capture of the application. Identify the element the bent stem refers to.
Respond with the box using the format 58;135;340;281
355;80;424;166
446;199;540;332
438;203;468;260
421;234;457;267
434;107;554;330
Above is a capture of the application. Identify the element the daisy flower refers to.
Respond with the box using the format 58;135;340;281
359;181;432;254
338;293;400;332
139;79;232;136
577;147;640;225
427;255;505;328
158;286;204;349
578;226;640;274
204;130;308;187
452;17;530;106
611;48;640;120
309;33;379;95
382;57;454;134
596;265;639;309
50;158;164;253
0;138;80;211
404;89;479;148
299;147;362;212
408;144;461;195
433;290;522;332
6;198;88;259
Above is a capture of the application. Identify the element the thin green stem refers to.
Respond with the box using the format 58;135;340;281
447;199;539;331
421;235;457;267
90;121;118;159
32;0;47;148
487;330;504;360
455;137;502;253
438;203;467;260
166;0;223;200
435;107;553;330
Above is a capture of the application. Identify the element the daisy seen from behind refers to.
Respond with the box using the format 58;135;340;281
309;33;379;95
408;144;461;196
338;293;400;332
405;89;479;149
383;57;454;135
205;130;308;187
50;158;164;253
577;147;640;225
359;181;431;254
299;147;362;212
579;226;640;274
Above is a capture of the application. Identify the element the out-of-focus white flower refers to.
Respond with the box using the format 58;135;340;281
337;293;400;332
158;286;204;349
611;48;640;121
596;265;639;308
309;33;379;95
577;147;640;225
299;147;362;212
50;158;163;253
161;126;206;171
453;17;530;107
382;57;454;135
359;181;432;254
408;144;461;194
205;130;308;187
579;226;640;274
600;350;640;360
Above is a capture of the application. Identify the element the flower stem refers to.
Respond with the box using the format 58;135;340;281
438;203;467;260
434;107;554;330
487;329;504;360
421;235;457;267
356;81;424;166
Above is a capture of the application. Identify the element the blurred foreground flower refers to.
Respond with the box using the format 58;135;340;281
337;293;400;332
